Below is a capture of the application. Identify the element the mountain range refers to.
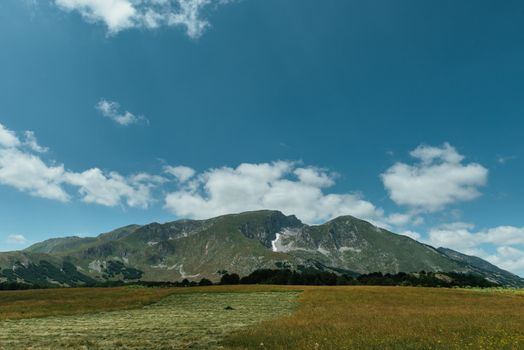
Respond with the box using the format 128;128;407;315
1;210;522;287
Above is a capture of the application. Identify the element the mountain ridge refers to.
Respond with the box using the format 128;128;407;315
1;210;522;287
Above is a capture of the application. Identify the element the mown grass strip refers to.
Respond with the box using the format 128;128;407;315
0;289;299;349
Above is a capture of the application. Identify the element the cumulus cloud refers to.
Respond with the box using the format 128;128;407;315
53;0;233;38
400;230;421;241
0;148;70;202
485;247;524;275
96;99;148;126
0;122;160;208
164;165;196;183
0;123;21;148
64;169;156;208
386;213;413;226
2;122;393;222
164;161;386;224
294;167;336;188
428;223;524;250
381;143;488;212
55;0;136;33
7;234;29;244
23;131;49;153
427;222;524;276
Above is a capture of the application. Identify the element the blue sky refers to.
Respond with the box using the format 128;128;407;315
0;0;523;275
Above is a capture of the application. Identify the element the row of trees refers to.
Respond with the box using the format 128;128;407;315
0;269;498;291
219;269;499;288
0;278;215;290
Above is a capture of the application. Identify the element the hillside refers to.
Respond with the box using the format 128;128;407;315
1;210;523;287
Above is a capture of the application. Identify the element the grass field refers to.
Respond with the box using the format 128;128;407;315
223;287;524;350
0;287;178;320
0;286;523;349
0;286;299;349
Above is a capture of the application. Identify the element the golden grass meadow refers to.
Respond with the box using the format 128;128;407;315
0;285;523;349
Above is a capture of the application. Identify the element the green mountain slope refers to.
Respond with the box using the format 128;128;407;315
1;210;523;287
437;247;522;287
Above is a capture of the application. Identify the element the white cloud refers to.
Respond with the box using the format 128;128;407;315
381;143;488;212
485;247;524;274
0;148;70;202
294;167;336;188
56;0;136;33
164;165;196;183
386;213;413;226
428;223;524;250
64;169;155;208
426;222;524;276
96;99;148;126
0;122;402;222
426;222;477;251
496;155;517;164
7;234;29;244
164;161;386;224
23;131;49;153
410;143;464;164
166;0;212;39
400;230;421;241
53;0;233;38
0;123;21;148
0;122;160;208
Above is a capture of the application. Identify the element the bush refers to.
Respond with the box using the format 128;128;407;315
199;278;213;286
220;273;240;285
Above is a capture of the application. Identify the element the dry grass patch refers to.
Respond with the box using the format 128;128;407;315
222;286;524;350
0;287;178;320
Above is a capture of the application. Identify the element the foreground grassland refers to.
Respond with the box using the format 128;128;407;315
0;286;298;349
0;286;523;349
224;287;524;350
0;287;178;320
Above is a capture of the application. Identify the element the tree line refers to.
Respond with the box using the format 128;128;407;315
219;269;499;288
0;269;498;290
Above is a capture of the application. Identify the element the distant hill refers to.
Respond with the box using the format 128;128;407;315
1;210;522;287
